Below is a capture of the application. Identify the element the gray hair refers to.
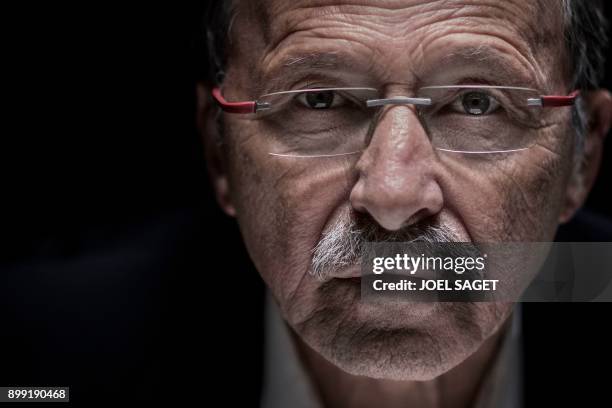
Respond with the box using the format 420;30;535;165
310;209;461;281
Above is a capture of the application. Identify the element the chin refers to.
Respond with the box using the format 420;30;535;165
291;291;513;380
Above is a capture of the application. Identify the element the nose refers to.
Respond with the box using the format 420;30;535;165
350;105;444;231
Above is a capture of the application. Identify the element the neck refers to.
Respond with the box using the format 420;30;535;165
291;318;510;408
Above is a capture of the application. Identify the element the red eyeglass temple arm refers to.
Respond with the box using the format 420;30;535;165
541;90;580;107
211;87;580;113
212;87;256;114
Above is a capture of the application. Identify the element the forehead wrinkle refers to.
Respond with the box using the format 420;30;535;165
434;43;543;88
258;0;551;45
414;17;549;88
406;3;551;84
236;0;563;93
255;52;344;94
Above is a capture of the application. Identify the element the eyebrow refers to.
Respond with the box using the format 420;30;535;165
259;52;360;93
282;52;341;68
427;45;541;88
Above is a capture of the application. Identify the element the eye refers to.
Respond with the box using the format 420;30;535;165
297;90;344;109
453;91;500;115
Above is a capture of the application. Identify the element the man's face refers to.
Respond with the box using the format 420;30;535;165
211;0;582;380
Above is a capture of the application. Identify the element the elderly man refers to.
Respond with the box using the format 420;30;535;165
197;1;611;407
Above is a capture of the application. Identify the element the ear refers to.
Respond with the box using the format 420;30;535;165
559;90;612;223
196;83;236;217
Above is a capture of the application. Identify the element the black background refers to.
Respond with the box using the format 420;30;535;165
3;2;612;406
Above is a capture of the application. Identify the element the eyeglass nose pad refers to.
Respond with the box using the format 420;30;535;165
366;97;432;108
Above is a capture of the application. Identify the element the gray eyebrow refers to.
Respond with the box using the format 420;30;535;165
282;52;341;68
258;51;351;94
437;45;541;88
449;44;495;60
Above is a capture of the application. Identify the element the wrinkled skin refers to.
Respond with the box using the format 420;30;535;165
199;0;612;384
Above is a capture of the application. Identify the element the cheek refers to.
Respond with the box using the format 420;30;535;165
439;135;572;242
226;123;357;305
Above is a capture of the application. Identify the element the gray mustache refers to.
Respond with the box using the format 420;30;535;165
311;211;478;281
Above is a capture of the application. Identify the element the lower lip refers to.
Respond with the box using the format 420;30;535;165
335;276;439;319
328;265;362;280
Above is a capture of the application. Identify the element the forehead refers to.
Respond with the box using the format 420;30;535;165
247;0;557;42
227;0;565;91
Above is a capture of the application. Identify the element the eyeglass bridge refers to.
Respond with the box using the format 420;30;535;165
366;96;432;108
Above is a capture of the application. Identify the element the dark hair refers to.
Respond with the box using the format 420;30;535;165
199;0;233;86
563;0;609;90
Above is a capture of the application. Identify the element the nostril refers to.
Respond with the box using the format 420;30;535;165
403;208;432;229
